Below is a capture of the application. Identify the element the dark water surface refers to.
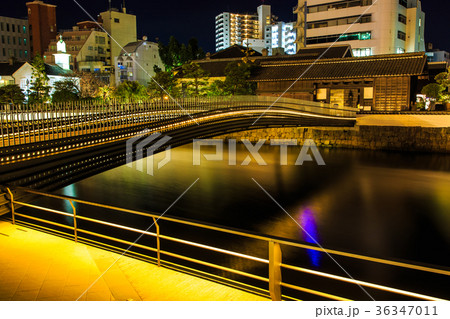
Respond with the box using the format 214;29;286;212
51;144;450;299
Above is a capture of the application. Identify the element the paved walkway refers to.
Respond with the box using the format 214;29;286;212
357;114;450;127
0;220;268;301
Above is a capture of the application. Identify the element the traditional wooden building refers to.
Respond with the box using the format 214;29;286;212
250;52;428;111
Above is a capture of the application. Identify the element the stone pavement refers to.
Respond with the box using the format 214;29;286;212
0;220;268;301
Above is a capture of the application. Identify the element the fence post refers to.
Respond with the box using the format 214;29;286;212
269;240;282;301
152;217;161;267
69;200;77;243
6;188;15;225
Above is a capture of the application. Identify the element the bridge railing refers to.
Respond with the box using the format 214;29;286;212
4;186;448;301
0;97;356;148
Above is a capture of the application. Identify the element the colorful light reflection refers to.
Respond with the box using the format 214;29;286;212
299;208;322;267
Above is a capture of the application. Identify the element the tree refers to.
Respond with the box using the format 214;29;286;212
422;83;443;110
77;72;106;99
52;79;80;103
148;68;178;99
114;81;148;101
28;54;51;104
206;80;228;96
219;61;256;95
158;36;206;71
0;84;25;106
435;68;450;103
181;62;210;96
97;85;114;102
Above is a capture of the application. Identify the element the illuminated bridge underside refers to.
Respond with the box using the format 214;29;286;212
0;99;356;191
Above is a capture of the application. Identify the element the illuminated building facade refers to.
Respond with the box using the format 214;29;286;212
99;7;137;84
0;16;30;62
299;0;425;56
115;38;164;86
264;21;297;55
26;0;57;57
215;5;275;52
44;23;110;75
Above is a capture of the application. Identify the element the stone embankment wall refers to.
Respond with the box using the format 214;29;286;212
215;126;450;153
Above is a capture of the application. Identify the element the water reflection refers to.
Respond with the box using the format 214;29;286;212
55;144;450;267
61;184;77;226
299;207;321;267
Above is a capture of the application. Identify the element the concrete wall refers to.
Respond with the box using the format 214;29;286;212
214;125;450;153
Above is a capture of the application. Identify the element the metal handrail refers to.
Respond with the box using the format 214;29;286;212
7;186;447;301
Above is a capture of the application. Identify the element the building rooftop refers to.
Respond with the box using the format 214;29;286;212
210;44;262;60
182;45;356;78
44;63;73;76
0;62;26;76
250;52;427;81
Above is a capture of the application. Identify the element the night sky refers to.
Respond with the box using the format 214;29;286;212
2;0;448;53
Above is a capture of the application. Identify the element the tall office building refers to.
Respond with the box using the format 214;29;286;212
99;6;137;84
26;0;57;57
297;0;425;56
0;16;31;62
215;5;275;52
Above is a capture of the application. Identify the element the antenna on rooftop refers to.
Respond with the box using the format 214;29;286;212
108;0;111;11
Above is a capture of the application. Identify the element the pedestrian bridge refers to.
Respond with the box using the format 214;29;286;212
0;96;356;190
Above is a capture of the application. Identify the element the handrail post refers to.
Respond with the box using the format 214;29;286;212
152;217;161;267
269;240;282;301
6;188;15;225
69;200;77;243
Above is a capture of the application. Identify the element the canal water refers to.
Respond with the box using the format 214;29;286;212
47;144;450;300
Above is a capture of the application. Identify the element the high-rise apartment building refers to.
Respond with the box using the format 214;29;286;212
26;0;57;57
296;0;425;56
99;7;137;84
0;16;30;62
265;22;297;55
215;5;275;52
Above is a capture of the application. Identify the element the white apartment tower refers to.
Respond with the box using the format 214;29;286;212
265;22;297;55
301;0;425;56
215;5;274;52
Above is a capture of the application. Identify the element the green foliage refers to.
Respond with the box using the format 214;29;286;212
97;85;114;102
181;62;210;96
158;36;206;71
215;61;256;96
148;70;178;99
206;80;229;96
114;81;148;101
28;53;51;104
421;83;443;100
0;84;25;105
52;79;79;103
434;68;450;102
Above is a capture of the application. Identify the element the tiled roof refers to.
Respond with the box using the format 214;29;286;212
250;52;427;81
183;45;354;78
120;41;144;55
0;62;26;76
44;63;73;76
189;60;235;77
211;45;262;59
267;45;353;62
